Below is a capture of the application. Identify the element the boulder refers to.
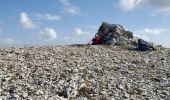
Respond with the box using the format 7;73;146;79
90;22;135;46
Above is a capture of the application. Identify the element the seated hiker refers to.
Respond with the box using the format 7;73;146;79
91;34;103;45
138;39;155;51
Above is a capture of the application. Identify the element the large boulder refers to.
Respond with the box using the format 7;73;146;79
90;22;135;46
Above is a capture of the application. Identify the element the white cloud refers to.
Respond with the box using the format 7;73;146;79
119;0;170;14
0;28;21;47
64;7;80;16
63;34;93;44
120;0;142;11
59;0;71;6
74;27;90;36
143;28;165;35
63;27;94;44
40;27;57;40
0;38;20;48
134;33;150;41
151;8;170;16
59;0;81;16
134;28;168;41
36;13;61;21
3;38;19;45
20;12;35;29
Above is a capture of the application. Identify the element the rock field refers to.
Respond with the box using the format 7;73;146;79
0;45;170;100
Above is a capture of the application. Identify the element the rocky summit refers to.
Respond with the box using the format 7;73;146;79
0;45;170;100
90;22;135;46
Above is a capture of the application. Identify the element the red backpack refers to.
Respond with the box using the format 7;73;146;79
90;34;103;45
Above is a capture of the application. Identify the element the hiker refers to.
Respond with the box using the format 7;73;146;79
91;34;103;45
138;39;155;51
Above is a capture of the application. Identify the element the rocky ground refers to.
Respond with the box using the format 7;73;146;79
0;45;170;100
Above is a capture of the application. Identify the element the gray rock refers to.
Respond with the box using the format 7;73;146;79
90;22;135;46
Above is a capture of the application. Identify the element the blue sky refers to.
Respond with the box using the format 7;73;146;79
0;0;170;48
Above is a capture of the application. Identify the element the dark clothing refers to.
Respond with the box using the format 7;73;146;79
138;39;155;51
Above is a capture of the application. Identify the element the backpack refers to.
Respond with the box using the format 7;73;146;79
91;34;103;45
138;39;152;51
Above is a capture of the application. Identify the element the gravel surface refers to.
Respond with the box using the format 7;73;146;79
0;45;170;100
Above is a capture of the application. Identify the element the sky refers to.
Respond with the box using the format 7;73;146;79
0;0;170;48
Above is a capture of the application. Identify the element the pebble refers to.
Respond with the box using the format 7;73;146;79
0;45;169;99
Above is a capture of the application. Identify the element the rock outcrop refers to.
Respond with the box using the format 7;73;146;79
0;45;169;100
90;22;135;46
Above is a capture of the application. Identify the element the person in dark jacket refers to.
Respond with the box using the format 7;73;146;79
138;39;155;51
